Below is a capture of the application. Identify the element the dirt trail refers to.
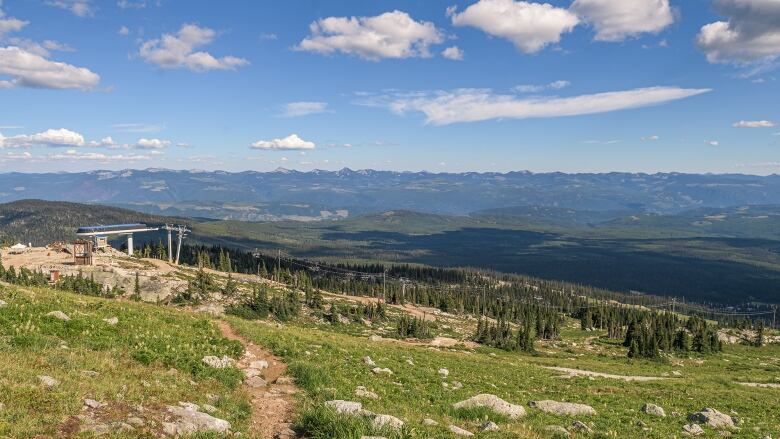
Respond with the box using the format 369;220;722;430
216;321;298;439
542;366;667;382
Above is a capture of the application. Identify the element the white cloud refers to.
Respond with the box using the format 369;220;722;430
697;0;780;64
281;101;328;117
733;119;775;128
136;138;171;149
89;136;116;147
642;135;660;141
118;26;130;36
45;0;94;17
706;140;720;146
570;0;674;42
513;80;570;93
450;0;579;53
139;24;249;71
251;134;315;150
297;10;444;60
369;86;710;125
0;128;85;148
0;46;100;90
442;46;464;60
6;38;75;57
0;8;27;36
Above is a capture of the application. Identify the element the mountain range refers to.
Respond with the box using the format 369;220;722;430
2;168;780;221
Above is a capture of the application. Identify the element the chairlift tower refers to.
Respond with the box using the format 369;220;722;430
161;224;190;265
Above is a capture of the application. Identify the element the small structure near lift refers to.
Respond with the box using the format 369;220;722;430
73;240;93;265
76;223;160;256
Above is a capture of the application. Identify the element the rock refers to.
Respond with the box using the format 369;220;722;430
275;376;295;385
438;368;449;377
423;418;438;426
355;386;379;400
81;370;100;378
249;360;268;370
126;417;145;427
201;404;218;413
688;408;735;428
201;355;234;369
453;394;526;418
363;356;376;366
245;377;268;388
406;358;414;366
244;368;263;378
46;311;70;321
571;421;593;433
165;404;231;434
683;424;705;436
369;335;382;341
451;381;463;390
372;367;393;375
529;400;596;416
642;403;666;417
37;375;59;388
0;299;7;307
372;414;404;431
545;425;570;437
449;425;474;436
103;317;118;325
480;421;500;432
83;399;104;409
276;426;297;439
325;400;364;415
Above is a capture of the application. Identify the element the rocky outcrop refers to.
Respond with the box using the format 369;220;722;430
453;394;526;418
529;400;596;416
687;407;735;428
163;402;231;435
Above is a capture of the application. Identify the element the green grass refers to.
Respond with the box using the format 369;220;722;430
0;283;249;438
228;315;780;438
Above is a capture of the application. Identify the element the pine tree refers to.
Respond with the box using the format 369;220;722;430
133;271;141;300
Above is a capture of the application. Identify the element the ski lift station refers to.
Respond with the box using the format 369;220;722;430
76;223;189;263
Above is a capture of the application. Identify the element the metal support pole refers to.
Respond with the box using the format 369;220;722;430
167;227;173;263
175;229;183;265
127;233;134;256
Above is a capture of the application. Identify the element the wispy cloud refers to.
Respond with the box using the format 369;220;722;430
280;101;329;117
359;86;711;125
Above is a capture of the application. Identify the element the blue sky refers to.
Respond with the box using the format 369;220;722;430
0;0;778;174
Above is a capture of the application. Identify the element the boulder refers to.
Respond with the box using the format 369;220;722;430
372;367;393;375
529;400;596;416
453;394;526;418
688;408;735;428
481;421;500;432
245;377;268;388
449;425;474;436
642;403;666;417
438;368;449;378
325;400;364;415
363;356;376;366
372;414;404;431
422;418;438;426
571;421;593;433
83;399;104;409
46;311;70;321
165;403;231;435
249;360;269;370
683;424;704;436
103;317;119;325
201;355;234;369
37;375;59;388
355;386;379;400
